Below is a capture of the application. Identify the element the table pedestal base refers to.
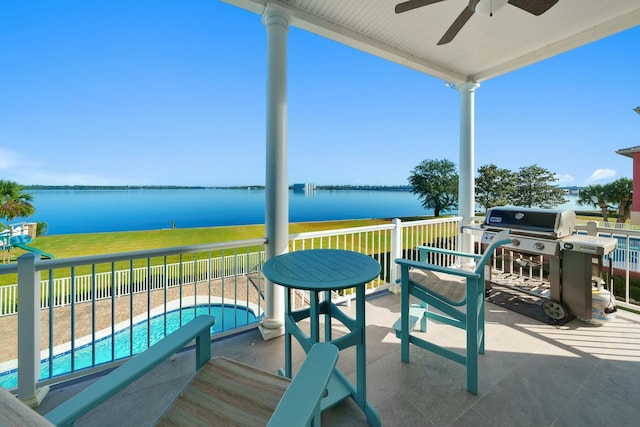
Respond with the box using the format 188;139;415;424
283;293;381;427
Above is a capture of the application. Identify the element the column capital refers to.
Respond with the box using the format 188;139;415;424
457;81;480;94
262;4;292;28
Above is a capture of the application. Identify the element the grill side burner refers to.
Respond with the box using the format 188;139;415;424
480;231;560;257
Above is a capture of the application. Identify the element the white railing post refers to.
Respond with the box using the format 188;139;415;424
17;252;49;406
389;218;403;294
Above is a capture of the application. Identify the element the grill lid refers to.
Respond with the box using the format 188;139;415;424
482;207;576;238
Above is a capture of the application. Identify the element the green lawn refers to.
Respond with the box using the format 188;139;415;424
4;213;610;261
2;218;391;261
0;218;396;288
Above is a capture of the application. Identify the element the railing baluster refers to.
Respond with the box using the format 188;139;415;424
70;266;75;374
147;257;151;349
91;264;96;368
48;270;53;381
129;260;134;357
221;248;226;332
178;254;183;328
111;262;115;362
163;256;168;340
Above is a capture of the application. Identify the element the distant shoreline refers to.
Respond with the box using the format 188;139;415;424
26;184;582;193
26;185;413;191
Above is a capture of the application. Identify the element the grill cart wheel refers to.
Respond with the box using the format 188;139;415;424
542;299;567;320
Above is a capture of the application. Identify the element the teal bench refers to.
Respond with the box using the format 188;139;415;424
45;315;216;426
1;314;339;426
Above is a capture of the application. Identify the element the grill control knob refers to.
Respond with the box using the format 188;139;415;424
534;242;545;250
511;239;520;246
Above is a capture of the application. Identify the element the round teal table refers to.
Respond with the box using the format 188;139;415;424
262;249;382;427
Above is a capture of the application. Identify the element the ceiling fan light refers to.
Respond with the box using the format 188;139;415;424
473;0;508;16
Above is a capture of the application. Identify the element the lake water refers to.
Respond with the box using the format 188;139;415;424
17;188;585;235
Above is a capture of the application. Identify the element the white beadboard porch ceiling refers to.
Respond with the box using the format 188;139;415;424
222;0;640;84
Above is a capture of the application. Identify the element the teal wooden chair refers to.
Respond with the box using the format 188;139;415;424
1;315;339;427
394;231;511;394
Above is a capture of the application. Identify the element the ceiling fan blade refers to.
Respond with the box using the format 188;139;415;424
507;0;559;16
437;6;474;46
395;0;446;14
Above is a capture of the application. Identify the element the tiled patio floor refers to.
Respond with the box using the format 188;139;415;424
36;290;640;426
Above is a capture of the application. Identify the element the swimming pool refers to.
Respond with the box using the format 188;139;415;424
0;304;259;389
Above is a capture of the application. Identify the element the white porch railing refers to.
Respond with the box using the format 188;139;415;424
5;215;639;405
0;251;265;316
0;238;268;404
0;217;465;401
287;216;461;303
574;221;640;309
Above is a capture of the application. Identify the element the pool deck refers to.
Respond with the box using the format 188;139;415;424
35;290;640;426
0;275;263;363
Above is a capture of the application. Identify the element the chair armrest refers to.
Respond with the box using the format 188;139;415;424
267;343;339;427
395;258;479;280
45;315;215;427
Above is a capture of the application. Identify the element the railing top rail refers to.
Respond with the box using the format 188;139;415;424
287;217;463;242
0;264;18;275
575;223;640;237
288;223;395;241
30;238;267;272
399;216;463;226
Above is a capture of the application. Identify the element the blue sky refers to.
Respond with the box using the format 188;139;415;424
1;0;639;187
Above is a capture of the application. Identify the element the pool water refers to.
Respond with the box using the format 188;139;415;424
0;304;258;389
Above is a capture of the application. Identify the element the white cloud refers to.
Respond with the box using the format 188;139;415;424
16;171;128;186
0;147;23;170
555;174;574;185
586;168;617;183
0;146;126;185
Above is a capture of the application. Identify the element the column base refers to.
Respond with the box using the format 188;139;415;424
259;318;284;340
22;385;50;408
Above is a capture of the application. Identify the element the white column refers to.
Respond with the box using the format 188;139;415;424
458;81;479;261
260;5;290;339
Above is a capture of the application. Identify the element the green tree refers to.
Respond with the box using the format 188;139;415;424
578;178;633;225
578;178;632;226
577;184;610;224
511;164;567;208
607;178;633;225
36;222;48;236
0;180;35;228
408;159;458;217
475;164;516;212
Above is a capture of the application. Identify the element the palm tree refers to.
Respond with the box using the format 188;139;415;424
578;179;633;227
577;184;610;224
0;179;35;228
0;180;35;263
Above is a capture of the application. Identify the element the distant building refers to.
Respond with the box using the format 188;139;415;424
560;186;581;195
292;183;316;192
616;146;640;225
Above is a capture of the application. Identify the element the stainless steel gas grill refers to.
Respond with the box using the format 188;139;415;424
480;207;617;321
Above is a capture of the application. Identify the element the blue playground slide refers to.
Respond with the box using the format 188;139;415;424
8;235;55;259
